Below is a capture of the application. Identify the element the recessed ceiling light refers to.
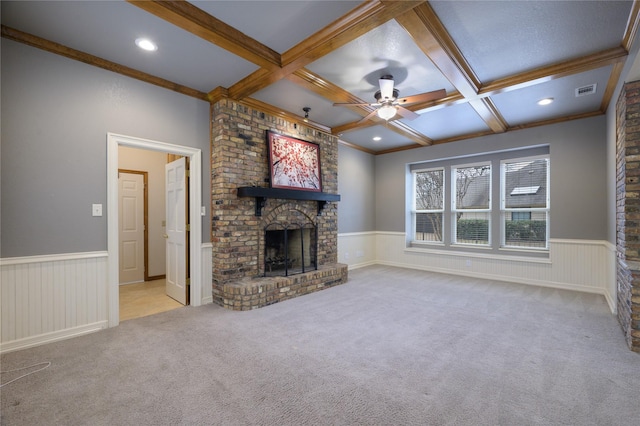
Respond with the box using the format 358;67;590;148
135;38;157;52
373;136;382;141
537;98;554;106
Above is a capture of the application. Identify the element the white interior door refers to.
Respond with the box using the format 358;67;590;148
118;172;144;284
165;157;187;305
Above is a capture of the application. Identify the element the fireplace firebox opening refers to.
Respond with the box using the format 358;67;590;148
264;222;317;277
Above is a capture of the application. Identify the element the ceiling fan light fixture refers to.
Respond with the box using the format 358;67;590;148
377;104;397;120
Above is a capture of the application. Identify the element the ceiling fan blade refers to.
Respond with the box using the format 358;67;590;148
333;102;375;107
379;77;395;101
357;109;381;124
396;89;446;105
395;106;420;121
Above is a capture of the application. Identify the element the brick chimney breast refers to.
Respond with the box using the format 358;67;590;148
210;99;347;310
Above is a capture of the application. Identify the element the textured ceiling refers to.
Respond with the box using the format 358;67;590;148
1;1;638;154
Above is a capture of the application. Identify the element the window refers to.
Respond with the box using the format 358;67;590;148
452;163;491;245
409;147;550;254
501;157;549;249
511;212;531;221
413;168;444;242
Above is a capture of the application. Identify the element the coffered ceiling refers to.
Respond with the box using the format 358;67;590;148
2;1;639;154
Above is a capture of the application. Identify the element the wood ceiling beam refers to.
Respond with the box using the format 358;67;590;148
240;97;332;133
396;3;480;97
332;116;433;147
601;1;640;113
129;0;433;146
208;86;229;104
338;140;377;155
468;98;508;133
228;0;424;100
479;47;628;96
287;68;377;119
281;1;423;73
622;0;640;52
288;69;369;106
1;25;208;101
127;0;281;69
385;121;433;146
395;2;507;133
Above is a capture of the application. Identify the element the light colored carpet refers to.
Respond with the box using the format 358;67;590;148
1;265;639;425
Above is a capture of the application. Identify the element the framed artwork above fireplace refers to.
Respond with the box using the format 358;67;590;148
267;131;322;192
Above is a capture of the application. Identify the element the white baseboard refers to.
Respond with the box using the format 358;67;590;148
340;232;616;314
0;321;108;354
378;260;608;294
346;260;377;270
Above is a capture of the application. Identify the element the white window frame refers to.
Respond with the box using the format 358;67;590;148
451;162;492;246
412;167;445;244
500;155;550;250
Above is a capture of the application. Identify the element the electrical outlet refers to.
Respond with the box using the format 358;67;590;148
344;252;350;260
465;259;472;267
356;250;364;258
92;204;102;217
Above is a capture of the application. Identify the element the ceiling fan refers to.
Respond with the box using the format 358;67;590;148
333;74;446;123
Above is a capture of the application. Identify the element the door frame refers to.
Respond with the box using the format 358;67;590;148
118;169;151;282
107;133;202;328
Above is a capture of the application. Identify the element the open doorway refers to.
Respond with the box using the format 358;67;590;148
117;157;184;321
107;133;203;328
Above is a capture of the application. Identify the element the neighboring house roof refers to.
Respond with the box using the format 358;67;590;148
458;159;547;209
504;159;548;209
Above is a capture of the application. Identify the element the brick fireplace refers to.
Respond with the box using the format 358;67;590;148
210;99;347;310
616;81;640;352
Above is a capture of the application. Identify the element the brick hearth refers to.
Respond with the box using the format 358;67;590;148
210;99;347;310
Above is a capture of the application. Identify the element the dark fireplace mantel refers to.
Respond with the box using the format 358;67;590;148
237;186;340;216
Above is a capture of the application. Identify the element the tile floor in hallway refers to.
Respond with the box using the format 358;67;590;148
119;279;183;321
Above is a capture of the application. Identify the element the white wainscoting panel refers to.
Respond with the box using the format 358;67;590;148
1;238;614;353
1;244;214;354
373;233;615;312
338;232;377;269
201;243;213;305
1;252;109;353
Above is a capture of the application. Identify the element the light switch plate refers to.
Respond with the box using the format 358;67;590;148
92;204;102;217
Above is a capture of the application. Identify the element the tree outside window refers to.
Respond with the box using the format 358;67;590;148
453;164;491;245
413;168;444;242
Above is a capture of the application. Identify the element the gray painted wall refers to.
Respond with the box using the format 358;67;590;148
337;144;376;233
1;40;211;257
374;115;608;240
1;37;612;258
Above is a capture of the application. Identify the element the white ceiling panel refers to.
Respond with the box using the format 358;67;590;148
492;66;614;126
406;103;490;142
306;19;456;102
431;0;632;82
1;0;259;92
193;1;363;53
2;1;637;154
250;79;362;126
339;124;422;152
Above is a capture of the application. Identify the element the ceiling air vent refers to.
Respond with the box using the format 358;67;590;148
575;84;597;97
